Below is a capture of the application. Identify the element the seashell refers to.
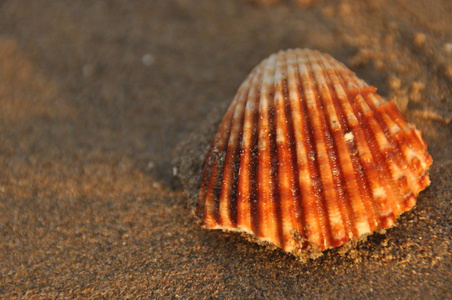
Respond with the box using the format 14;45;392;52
196;48;432;260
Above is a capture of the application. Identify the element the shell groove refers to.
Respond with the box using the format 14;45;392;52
197;48;432;259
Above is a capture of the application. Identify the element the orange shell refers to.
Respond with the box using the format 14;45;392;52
197;49;432;259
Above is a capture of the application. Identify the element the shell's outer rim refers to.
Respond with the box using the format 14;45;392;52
196;48;433;261
196;199;422;262
199;221;324;262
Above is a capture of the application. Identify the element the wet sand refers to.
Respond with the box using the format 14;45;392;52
0;0;451;298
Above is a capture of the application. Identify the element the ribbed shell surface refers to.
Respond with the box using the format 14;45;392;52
197;49;432;255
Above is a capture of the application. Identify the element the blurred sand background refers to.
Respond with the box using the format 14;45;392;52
0;0;451;298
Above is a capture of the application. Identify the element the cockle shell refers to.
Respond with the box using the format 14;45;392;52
197;48;432;260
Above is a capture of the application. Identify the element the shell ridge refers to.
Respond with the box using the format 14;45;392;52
248;106;261;235
378;100;432;189
287;49;322;248
229;105;248;227
236;64;264;234
293;50;327;248
332;75;397;225
198;89;248;218
297;50;337;248
347;94;400;225
269;59;285;249
198;106;234;222
256;54;282;246
295;49;334;249
315;54;373;239
273;50;304;250
269;72;285;249
217;74;253;227
249;79;262;235
202;98;239;227
359;92;414;215
363;93;425;209
283;50;307;245
320;56;380;233
382;101;429;157
375;103;423;194
305;50;352;246
332;90;393;227
314;54;366;241
204;77;255;227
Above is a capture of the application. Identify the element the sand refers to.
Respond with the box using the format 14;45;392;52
0;0;451;298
